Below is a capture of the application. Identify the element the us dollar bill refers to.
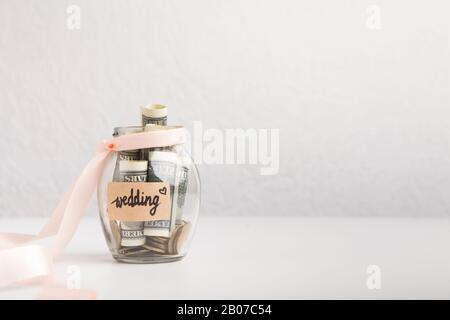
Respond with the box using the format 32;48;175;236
140;104;168;160
176;162;189;225
112;127;142;181
141;104;167;126
117;160;148;247
144;150;179;237
113;150;141;181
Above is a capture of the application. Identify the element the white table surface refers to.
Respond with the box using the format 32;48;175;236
1;216;450;299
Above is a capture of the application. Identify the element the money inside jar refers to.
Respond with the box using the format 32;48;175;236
117;160;147;247
176;156;189;225
113;126;143;181
107;103;193;260
144;150;179;237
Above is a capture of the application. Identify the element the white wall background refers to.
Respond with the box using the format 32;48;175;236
0;0;449;217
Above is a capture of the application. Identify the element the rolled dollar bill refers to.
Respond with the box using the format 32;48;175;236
144;125;189;225
113;126;143;181
119;160;148;182
141;104;168;161
144;150;179;237
176;157;189;225
118;160;148;247
141;104;167;126
117;150;140;161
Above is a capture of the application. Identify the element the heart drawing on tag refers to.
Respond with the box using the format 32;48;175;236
159;187;167;195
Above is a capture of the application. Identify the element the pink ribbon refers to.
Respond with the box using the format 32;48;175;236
0;126;186;296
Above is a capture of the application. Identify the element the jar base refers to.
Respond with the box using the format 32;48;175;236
113;254;185;264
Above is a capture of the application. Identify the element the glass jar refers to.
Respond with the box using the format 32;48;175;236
97;126;200;263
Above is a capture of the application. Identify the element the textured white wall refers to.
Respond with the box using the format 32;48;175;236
0;0;449;217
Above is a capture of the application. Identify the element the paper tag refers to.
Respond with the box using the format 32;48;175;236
107;182;172;221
